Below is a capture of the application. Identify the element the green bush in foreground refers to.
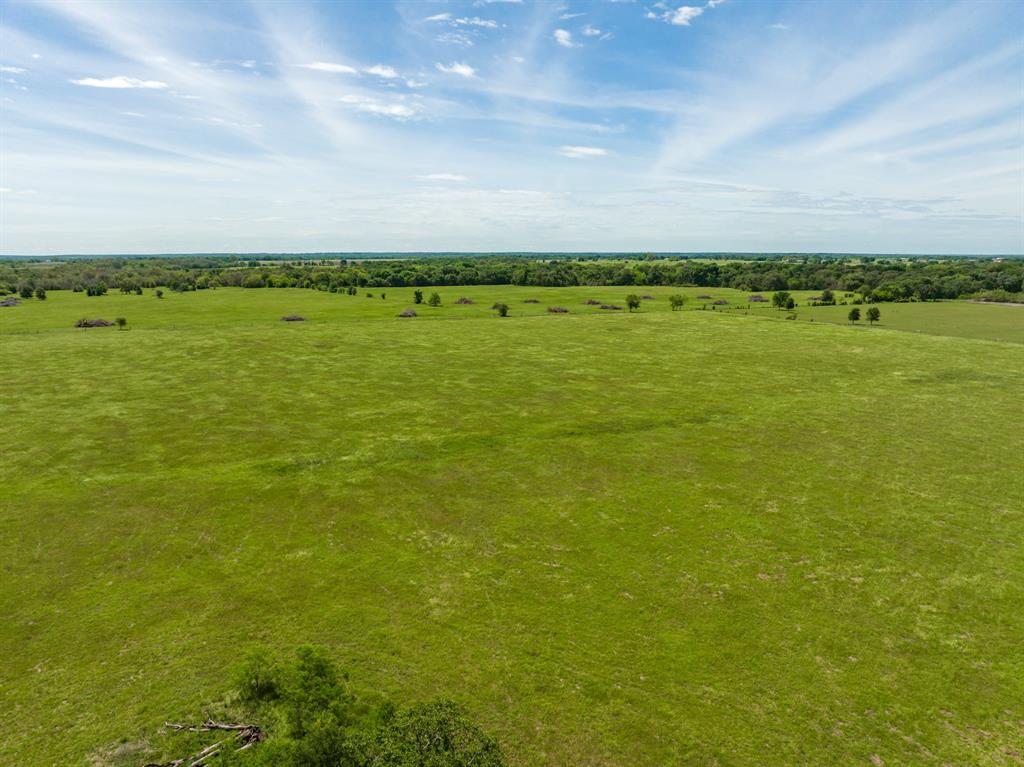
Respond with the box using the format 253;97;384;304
156;646;505;767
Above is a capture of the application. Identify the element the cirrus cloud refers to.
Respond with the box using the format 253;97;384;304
70;76;168;89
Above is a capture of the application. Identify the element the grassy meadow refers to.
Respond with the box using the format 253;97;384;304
1;287;1023;766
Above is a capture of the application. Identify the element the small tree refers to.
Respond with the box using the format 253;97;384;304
346;285;357;296
848;307;861;323
35;287;47;300
820;289;835;305
772;290;791;310
115;317;127;330
626;294;641;312
413;289;423;304
494;302;509;317
134;286;143;295
669;294;685;311
155;289;164;299
428;292;441;307
381;292;386;300
866;306;880;325
19;286;33;299
785;296;795;310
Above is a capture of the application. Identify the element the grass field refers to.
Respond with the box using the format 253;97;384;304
2;288;1022;765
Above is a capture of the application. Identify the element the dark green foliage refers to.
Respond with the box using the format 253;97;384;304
115;317;127;329
413;290;423;304
626;294;640;312
165;647;505;767
785;296;796;310
493;303;509;317
428;292;441;307
772;291;791;310
866;306;881;324
19;286;33;299
2;254;1020;301
848;307;861;323
35;287;46;300
669;294;685;311
155;289;164;299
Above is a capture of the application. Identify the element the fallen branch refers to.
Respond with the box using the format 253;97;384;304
144;720;264;767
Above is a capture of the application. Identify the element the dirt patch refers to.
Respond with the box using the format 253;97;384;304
547;306;569;313
75;318;113;327
454;297;474;304
523;299;541;304
398;309;418;317
0;297;20;307
600;304;623;310
583;299;601;305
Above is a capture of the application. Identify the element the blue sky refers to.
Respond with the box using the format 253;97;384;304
1;0;1021;255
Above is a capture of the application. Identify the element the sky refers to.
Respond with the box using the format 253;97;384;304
0;0;1022;255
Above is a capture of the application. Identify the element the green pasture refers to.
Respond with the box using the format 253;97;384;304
1;288;1022;766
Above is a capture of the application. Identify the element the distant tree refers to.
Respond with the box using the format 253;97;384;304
820;289;835;305
366;292;374;298
493;302;509;317
848;307;861;323
155;289;164;299
771;290;791;310
380;293;386;300
347;285;357;296
34;287;46;300
115;317;127;330
866;306;880;325
134;286;143;295
785;296;795;310
626;294;641;312
428;292;441;307
413;289;423;304
19;286;33;299
669;294;685;311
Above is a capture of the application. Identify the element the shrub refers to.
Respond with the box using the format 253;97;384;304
155;289;164;299
19;286;33;299
35;287;47;300
771;291;791;310
428;292;441;307
493;303;509;317
115;317;127;329
669;294;685;311
413;290;423;304
626;294;641;312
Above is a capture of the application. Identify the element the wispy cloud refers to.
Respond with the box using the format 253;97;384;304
1;65;26;73
301;61;357;74
415;173;469;182
339;94;418;119
70;76;168;89
364;64;399;79
554;29;578;48
435;61;477;78
559;145;608;158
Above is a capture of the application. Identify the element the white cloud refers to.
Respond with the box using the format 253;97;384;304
1;65;26;73
582;24;602;37
364;64;399;79
437;32;474;47
31;53;42;59
454;16;499;28
554;29;578;48
560;12;586;20
339;94;417;119
435;61;477;78
120;111;145;117
424;13;452;22
670;6;703;25
415;173;469;182
70;76;168;89
512;56;526;63
301;61;358;74
559;145;609;158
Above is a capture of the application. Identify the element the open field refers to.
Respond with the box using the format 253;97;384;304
2;287;1023;765
2;286;1022;343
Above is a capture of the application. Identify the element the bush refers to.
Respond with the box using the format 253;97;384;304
35;287;46;300
492;303;509;317
115;317;127;329
669;294;685;311
848;307;861;323
626;294;641;312
413;290;423;304
428;292;442;307
155;289;164;299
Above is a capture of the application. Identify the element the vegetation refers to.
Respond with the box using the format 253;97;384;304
1;285;1022;766
2;254;1021;303
140;646;505;767
867;307;881;325
848;307;861;323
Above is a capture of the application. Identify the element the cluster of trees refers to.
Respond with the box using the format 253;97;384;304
2;255;1021;303
146;646;506;767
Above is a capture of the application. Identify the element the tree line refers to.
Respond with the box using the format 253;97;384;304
2;255;1021;303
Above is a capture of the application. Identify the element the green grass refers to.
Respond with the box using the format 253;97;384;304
2;288;1022;766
